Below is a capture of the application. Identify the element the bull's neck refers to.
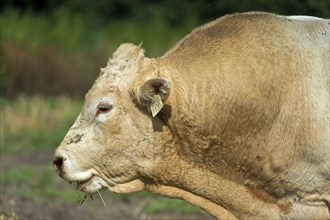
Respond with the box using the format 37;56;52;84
150;60;280;218
144;144;282;219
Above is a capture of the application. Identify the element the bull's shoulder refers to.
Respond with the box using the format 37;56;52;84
163;12;285;56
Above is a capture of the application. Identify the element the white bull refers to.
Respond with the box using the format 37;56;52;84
54;12;330;219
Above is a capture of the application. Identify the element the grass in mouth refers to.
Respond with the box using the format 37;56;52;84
73;182;106;207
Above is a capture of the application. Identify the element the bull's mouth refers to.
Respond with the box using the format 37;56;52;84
74;175;108;194
66;172;145;195
76;177;93;190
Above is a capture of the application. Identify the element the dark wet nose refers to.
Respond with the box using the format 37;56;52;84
53;156;64;173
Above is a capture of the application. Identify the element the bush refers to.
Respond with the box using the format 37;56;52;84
0;8;196;98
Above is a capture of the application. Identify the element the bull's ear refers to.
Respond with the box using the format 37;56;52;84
138;78;170;117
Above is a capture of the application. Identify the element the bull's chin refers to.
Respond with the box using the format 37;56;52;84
76;176;146;195
76;175;108;194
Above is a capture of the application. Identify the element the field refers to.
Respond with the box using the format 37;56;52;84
0;96;213;219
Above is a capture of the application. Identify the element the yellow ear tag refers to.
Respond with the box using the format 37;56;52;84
150;95;164;117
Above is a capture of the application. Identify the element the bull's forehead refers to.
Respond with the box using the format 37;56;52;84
80;76;116;118
83;80;116;106
84;54;135;102
96;43;146;89
81;43;147;117
85;59;143;100
87;74;118;97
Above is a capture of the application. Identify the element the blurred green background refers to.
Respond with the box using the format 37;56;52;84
0;0;329;219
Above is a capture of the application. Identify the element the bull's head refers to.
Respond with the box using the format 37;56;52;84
53;43;171;195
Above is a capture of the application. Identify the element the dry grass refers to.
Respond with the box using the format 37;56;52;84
0;211;20;220
1;96;82;153
2;96;77;133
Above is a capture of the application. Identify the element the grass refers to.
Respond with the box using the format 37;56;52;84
146;197;201;214
112;191;200;215
0;211;20;220
0;166;79;204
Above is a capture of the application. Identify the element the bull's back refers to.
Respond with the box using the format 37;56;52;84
165;12;329;73
164;12;329;140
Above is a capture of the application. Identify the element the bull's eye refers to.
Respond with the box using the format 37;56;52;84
96;103;113;117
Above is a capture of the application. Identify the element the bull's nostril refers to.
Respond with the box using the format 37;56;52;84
53;156;64;168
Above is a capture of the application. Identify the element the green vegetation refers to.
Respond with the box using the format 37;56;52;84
1;9;89;53
111;191;200;215
0;8;196;56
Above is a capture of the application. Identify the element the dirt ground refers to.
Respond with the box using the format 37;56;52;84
0;151;214;220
